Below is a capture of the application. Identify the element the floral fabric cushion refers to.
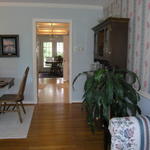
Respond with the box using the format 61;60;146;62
109;115;150;150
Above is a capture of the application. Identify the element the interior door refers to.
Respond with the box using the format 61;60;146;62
63;35;69;81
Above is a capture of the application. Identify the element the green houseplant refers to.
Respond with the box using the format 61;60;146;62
73;67;141;130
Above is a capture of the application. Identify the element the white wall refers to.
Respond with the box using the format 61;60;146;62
0;4;103;103
138;95;150;115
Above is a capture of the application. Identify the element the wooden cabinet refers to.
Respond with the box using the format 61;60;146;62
92;17;129;69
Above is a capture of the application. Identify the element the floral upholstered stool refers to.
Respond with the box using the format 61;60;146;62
109;115;150;150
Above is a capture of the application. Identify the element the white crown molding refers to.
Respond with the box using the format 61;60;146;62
0;2;103;10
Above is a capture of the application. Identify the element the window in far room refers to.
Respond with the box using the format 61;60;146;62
43;42;52;67
57;42;64;56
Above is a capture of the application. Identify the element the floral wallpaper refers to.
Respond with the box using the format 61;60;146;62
103;0;150;94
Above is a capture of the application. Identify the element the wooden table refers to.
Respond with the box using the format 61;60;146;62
0;78;14;88
45;61;62;66
45;61;63;76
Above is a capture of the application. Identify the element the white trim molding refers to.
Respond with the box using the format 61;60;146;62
32;18;73;104
0;2;102;10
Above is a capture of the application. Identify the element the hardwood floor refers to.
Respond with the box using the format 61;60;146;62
0;104;105;150
38;78;69;103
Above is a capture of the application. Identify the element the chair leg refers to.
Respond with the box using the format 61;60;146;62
20;101;26;114
12;104;16;111
16;102;22;123
6;104;11;111
3;102;6;113
0;102;2;113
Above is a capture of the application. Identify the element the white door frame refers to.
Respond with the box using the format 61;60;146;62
32;18;72;104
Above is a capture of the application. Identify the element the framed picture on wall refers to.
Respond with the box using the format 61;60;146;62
0;35;19;57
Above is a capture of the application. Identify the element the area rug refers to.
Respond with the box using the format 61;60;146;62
0;105;34;139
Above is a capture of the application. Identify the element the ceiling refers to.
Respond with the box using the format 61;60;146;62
36;22;69;35
0;0;104;6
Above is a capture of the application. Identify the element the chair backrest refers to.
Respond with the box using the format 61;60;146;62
17;66;29;98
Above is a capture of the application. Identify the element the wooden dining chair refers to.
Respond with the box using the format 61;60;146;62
0;66;29;123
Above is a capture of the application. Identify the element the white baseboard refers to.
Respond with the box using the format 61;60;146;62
23;100;82;104
23;98;84;104
71;100;82;103
23;101;37;104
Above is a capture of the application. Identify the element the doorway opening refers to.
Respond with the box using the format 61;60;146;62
35;21;70;103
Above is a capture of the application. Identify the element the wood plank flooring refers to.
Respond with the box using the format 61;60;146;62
0;104;105;150
38;78;69;103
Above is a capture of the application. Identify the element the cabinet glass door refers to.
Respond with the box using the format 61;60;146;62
94;29;105;60
104;27;111;60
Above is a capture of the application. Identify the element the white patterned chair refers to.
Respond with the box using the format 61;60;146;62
108;115;150;150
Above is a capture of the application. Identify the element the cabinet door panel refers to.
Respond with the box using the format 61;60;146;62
103;26;112;65
94;30;104;60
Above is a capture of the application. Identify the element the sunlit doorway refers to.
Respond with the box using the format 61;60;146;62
36;22;70;103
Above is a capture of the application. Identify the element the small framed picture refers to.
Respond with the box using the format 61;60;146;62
0;35;19;57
